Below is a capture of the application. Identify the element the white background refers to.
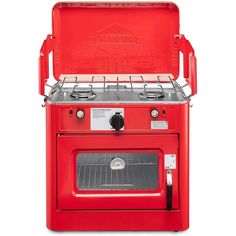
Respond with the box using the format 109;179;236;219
0;0;235;235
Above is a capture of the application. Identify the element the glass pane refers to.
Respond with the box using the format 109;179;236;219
76;153;158;190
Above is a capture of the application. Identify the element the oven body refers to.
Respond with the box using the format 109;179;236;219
40;1;197;231
46;102;189;230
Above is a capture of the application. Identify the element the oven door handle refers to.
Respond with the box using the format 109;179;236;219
166;170;173;210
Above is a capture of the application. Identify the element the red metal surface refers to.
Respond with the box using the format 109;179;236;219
51;2;179;79
49;210;187;230
46;102;189;231
57;104;178;133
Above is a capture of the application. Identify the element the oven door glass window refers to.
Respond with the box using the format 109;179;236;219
76;153;158;190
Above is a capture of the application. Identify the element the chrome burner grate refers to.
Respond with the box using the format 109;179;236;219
70;84;96;99
44;74;187;105
139;91;165;100
70;90;96;99
76;153;158;190
138;80;165;100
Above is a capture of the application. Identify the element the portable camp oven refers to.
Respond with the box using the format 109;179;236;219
39;2;197;231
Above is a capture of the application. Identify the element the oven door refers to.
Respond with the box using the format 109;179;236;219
57;134;179;210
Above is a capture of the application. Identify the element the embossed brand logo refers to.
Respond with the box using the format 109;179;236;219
89;24;142;45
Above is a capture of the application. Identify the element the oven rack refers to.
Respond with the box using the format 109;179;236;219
76;153;158;190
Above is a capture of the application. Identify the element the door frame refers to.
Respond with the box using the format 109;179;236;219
57;134;179;210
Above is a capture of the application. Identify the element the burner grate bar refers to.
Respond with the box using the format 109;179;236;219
57;75;179;94
129;76;134;93
91;76;106;92
116;76;120;98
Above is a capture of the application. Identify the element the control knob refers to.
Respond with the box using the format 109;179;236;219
76;109;85;119
151;109;159;118
110;113;124;131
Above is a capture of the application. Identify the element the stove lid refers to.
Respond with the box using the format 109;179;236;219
51;2;180;81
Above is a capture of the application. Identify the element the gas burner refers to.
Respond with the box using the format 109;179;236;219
139;84;165;100
70;85;96;99
139;91;165;100
70;90;96;99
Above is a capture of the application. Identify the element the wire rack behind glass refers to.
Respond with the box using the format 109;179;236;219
76;153;158;190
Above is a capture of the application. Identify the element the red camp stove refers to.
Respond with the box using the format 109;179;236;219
39;2;197;231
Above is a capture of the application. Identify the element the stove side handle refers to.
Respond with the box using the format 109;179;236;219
177;35;197;96
39;35;54;96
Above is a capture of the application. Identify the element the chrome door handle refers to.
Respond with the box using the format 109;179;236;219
166;170;173;211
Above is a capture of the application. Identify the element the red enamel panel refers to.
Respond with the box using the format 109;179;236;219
57;104;179;133
52;2;179;79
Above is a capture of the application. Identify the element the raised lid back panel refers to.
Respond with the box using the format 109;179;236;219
52;2;179;80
